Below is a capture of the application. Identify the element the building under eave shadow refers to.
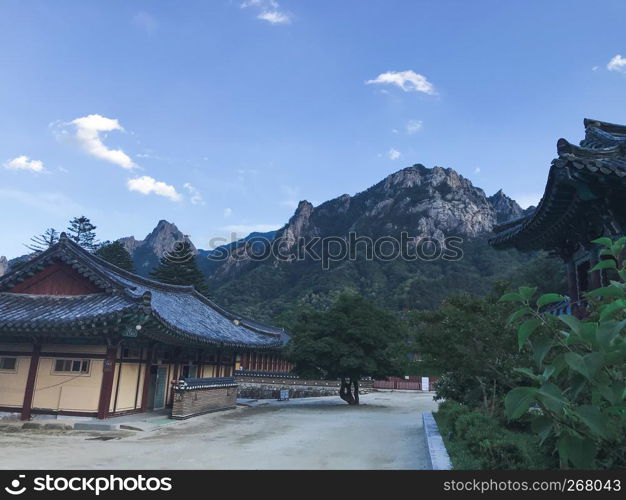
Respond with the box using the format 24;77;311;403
489;118;626;314
0;234;291;420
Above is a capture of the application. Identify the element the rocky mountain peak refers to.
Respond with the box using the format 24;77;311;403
0;256;7;277
141;219;196;258
117;220;197;274
488;189;524;223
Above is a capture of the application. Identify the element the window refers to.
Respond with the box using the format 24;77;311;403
0;357;17;371
53;359;90;374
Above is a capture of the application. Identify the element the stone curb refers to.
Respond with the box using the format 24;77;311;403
422;412;452;470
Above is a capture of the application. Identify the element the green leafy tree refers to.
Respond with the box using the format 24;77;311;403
410;286;531;411
503;237;626;469
95;241;135;273
150;240;209;296
286;293;408;405
67;216;99;251
26;228;59;252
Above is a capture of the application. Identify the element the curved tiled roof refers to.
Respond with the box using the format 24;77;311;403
0;292;141;330
489;118;626;251
0;236;288;349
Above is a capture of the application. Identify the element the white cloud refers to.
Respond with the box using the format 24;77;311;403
222;224;282;237
388;148;401;160
63;114;136;169
183;183;204;205
512;193;542;209
258;11;290;24
3;155;44;172
406;120;423;134
607;54;626;73
127;176;181;201
241;0;290;24
133;11;158;33
224;208;233;218
366;70;436;95
473;167;481;174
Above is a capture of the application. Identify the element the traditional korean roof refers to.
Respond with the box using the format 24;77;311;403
489;118;626;252
0;235;288;349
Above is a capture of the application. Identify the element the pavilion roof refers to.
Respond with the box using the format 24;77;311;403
0;235;287;349
489;118;626;252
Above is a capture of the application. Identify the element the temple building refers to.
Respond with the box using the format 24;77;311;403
0;234;291;420
490;118;626;313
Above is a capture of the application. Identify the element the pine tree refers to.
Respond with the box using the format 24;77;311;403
150;241;209;295
26;228;60;252
67;216;99;251
95;241;136;273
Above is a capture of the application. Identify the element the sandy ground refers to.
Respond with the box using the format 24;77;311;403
0;392;438;470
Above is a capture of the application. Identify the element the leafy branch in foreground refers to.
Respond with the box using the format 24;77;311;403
501;237;626;469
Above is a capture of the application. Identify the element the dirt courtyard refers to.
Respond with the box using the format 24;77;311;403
0;392;438;470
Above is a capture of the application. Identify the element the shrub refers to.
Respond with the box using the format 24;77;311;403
436;400;470;430
502;237;626;468
448;408;545;469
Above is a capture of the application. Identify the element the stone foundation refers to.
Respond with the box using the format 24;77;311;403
171;377;238;419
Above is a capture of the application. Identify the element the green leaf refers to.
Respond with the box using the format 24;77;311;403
537;293;566;309
531;415;553;445
541;365;555;382
614;236;626;248
532;336;554;366
591;237;613;248
575;405;610;439
518;286;537;302
518;318;542;350
558;434;597;469
505;386;538;419
599;299;626;321
506;306;533;326
590;259;617;272
597;319;626;350
537;382;566;415
564;352;604;380
499;292;524;303
559;314;582;335
514;367;540;382
586;286;625;299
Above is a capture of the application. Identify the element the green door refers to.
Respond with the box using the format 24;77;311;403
153;366;167;409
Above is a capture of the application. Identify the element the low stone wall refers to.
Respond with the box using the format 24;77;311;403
235;372;373;399
171;377;238;419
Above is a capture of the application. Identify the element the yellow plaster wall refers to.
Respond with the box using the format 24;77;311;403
32;358;103;412
109;362;144;412
0;356;31;407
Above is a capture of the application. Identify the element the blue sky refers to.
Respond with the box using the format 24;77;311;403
2;0;626;259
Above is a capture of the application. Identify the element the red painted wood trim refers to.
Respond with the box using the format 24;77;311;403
96;346;118;419
10;262;101;295
170;363;179;406
21;342;41;421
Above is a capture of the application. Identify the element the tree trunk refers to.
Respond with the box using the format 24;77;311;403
339;376;359;405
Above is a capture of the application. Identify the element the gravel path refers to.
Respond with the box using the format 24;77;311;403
0;392;438;470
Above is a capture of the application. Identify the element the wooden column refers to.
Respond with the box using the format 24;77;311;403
97;346;118;419
21;341;41;421
215;351;222;378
